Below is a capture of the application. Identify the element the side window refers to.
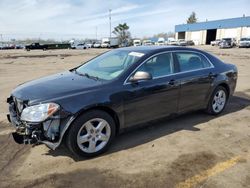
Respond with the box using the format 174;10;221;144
137;53;174;78
175;52;211;72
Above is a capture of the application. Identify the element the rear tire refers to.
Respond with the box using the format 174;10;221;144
206;86;228;115
66;110;116;158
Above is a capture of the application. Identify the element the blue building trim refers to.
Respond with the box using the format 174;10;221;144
175;16;250;32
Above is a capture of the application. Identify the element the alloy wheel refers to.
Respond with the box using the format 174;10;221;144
212;90;226;113
77;118;111;153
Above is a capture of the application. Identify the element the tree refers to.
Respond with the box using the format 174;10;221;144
187;12;198;24
112;23;131;46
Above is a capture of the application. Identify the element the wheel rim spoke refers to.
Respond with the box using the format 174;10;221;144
213;103;217;110
98;133;108;141
85;121;94;133
78;134;89;144
96;121;106;132
88;140;96;152
218;91;222;97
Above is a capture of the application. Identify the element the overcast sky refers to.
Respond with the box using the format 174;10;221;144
0;0;249;40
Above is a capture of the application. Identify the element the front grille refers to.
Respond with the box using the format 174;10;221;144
8;96;28;118
15;98;23;113
12;97;26;116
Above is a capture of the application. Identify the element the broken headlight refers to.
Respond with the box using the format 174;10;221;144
21;103;59;122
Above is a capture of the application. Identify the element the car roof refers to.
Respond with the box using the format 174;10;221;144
117;46;205;55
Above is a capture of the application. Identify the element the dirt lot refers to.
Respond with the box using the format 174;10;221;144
0;46;250;188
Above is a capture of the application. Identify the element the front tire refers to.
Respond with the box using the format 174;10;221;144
206;86;228;115
66;110;116;157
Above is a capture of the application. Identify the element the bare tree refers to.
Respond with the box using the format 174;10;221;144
153;32;175;39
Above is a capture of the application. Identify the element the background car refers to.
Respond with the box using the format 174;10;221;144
7;46;237;157
71;43;89;49
93;41;101;48
1;44;15;50
167;38;177;45
238;37;250;48
210;39;221;46
25;43;48;51
186;40;195;46
176;39;187;46
219;38;236;48
86;42;93;48
142;40;152;46
15;45;24;49
133;39;141;46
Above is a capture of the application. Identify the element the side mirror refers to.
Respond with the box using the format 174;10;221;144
129;71;152;82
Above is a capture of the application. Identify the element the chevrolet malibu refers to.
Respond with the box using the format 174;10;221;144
7;46;237;157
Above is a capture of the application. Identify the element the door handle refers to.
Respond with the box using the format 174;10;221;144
208;72;217;79
168;79;176;86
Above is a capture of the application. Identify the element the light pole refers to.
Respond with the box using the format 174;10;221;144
95;26;97;40
0;34;3;46
109;9;112;38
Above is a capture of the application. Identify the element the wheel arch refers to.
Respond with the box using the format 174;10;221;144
205;81;230;108
63;105;120;141
217;82;230;96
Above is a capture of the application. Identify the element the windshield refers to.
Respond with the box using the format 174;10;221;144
76;50;144;80
240;38;250;41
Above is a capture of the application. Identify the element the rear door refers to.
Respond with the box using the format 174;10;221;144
173;51;215;112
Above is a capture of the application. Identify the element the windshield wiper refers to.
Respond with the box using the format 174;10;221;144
75;70;100;81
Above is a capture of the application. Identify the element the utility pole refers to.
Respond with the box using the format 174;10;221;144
95;26;98;40
109;9;112;38
0;34;3;46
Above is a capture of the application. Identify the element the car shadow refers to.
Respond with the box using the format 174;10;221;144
45;91;250;161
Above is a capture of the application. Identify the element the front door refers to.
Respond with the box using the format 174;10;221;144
122;52;180;127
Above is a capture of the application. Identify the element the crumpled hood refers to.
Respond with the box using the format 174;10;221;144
12;71;103;104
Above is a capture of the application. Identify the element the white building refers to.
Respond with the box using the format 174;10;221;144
175;16;250;45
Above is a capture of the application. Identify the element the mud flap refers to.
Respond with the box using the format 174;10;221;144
12;132;24;144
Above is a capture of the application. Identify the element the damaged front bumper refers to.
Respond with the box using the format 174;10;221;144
7;96;75;150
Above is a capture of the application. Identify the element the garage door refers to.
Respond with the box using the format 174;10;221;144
191;31;201;45
246;27;250;36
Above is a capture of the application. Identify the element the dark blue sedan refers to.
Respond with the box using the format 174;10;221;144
7;46;237;157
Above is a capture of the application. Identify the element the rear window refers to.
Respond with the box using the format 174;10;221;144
175;52;212;72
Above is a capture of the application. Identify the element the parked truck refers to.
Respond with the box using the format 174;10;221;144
133;39;141;46
167;38;177;45
25;43;48;51
156;37;165;46
142;40;152;46
101;38;119;48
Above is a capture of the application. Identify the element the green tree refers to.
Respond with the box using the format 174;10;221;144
112;23;131;46
187;12;198;24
